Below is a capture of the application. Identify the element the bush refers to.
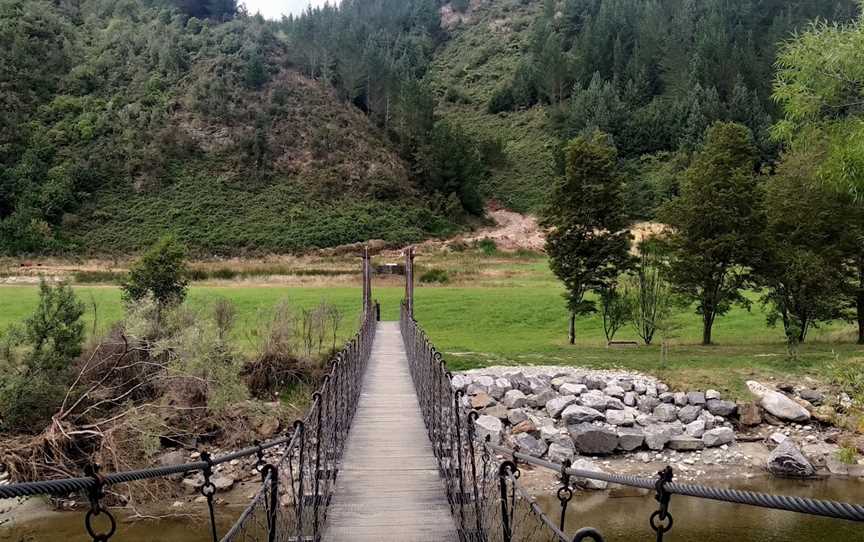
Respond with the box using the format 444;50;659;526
488;85;515;114
121;235;189;308
419;268;450;284
476;238;498;256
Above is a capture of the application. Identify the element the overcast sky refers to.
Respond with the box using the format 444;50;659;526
243;0;332;19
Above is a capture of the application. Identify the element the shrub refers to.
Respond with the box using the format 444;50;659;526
420;268;450;284
121;235;189;308
837;446;859;465
476;238;498;256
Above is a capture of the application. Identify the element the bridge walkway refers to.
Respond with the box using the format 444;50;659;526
323;321;458;542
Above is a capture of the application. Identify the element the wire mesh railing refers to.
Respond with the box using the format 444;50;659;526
400;300;864;542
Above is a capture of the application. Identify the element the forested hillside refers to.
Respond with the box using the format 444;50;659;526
431;0;860;216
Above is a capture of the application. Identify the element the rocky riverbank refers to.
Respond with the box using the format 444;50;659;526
456;366;864;485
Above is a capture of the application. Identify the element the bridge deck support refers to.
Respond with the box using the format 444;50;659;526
323;321;457;542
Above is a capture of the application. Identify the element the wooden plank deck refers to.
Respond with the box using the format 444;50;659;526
323;321;458;542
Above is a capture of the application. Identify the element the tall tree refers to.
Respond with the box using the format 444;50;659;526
543;131;632;344
661;122;764;345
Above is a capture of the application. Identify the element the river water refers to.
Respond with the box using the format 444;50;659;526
1;478;862;541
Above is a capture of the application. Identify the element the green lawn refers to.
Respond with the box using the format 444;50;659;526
2;265;861;399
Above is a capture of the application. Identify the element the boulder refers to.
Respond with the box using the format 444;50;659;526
767;440;815;478
799;389;824;405
644;426;671;450
579;390;609;411
475;415;503;444
706;399;736;417
604;385;625;399
623;392;637;407
489;378;512;400
659;392;675;404
653;404;678;423
528;377;552;395
212;474;235;492
685;420;706;438
547;441;576;463
503;389;528;409
511;420;539;437
747;381;810;422
636;414;656;427
562;405;604;424
699;410;716;430
686;391;706;406
705;389;722;400
182;474;205;495
737;402;762;426
633;382;647;395
619;379;634;392
451;374;471;392
569;423;619;455
508;409;528;425
605;409;635;426
540;425;569;445
657;382;669;394
512;433;547;458
674;392;688;407
529;389;559;409
646;384;658;397
471;392;495;409
506;372;531;393
616;428;645;451
637;396;661;414
702;427;734;448
482;404;509;420
813;405;836;424
585;375;607;390
677;405;702;424
571;459;609;490
546;395;578;418
605;397;625;410
667;435;705;451
559;383;588;396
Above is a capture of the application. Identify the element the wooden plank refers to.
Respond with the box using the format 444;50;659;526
323;322;457;542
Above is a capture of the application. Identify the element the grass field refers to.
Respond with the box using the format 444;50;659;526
2;253;861;399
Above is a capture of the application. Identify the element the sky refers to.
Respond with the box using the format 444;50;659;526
242;0;331;19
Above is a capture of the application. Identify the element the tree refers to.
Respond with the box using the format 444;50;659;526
0;279;84;432
414;121;485;216
625;240;676;346
121;235;189;310
772;3;864;199
660;122;764;345
543;131;632;344
600;285;630;343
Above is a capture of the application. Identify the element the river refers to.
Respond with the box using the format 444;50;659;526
1;478;862;541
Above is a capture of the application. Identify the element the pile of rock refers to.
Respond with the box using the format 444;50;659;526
456;368;842;469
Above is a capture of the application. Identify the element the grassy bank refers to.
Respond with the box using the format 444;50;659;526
1;253;861;398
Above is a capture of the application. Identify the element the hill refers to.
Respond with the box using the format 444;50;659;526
0;0;454;256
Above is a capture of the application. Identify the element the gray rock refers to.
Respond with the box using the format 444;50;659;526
604;385;625;398
547;441;576;463
667;435;705;451
585;375;607;390
212;474;235;492
512;433;548;458
799;389;824;405
546;395;578;418
638;396;661;414
619;379;634;392
636;413;656;427
182;474;205;494
674;392;688;407
569;423;619;455
467;383;488;396
561;405;604;424
706;399;737;417
571;459;609;490
528;376;551;395
657;382;669;394
605;397;626;410
747;381;811;422
507;409;528;426
644;427;671;450
623;392;637;407
489;378;513;400
646;384;658;397
470;392;495;409
540;425;568;445
634;382;647;395
560;383;587;396
769;432;787;445
475;415;503;444
702;427;735;448
705;389;721;400
579;390;609;411
451;374;471;392
659;392;675;404
605;409;635;426
159;450;186;468
503;389;528;409
529;389;558;409
653;403;678;423
687;391;706;406
699;410;716;430
677;405;702;424
767;440;815;478
505;371;531;393
685;419;706;438
617;428;645;451
481;404;509;420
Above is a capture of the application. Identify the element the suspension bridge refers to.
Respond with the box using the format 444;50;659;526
1;247;863;542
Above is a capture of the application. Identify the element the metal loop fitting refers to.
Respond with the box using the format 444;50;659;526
650;466;674;541
83;464;116;542
254;440;266;473
200;451;219;542
572;527;605;542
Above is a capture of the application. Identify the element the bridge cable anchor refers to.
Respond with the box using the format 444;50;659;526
557;458;573;532
199;451;219;542
254;440;266;474
83;463;116;542
650;466;674;542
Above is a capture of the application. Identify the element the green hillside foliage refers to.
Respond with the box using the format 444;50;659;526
0;0;458;256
